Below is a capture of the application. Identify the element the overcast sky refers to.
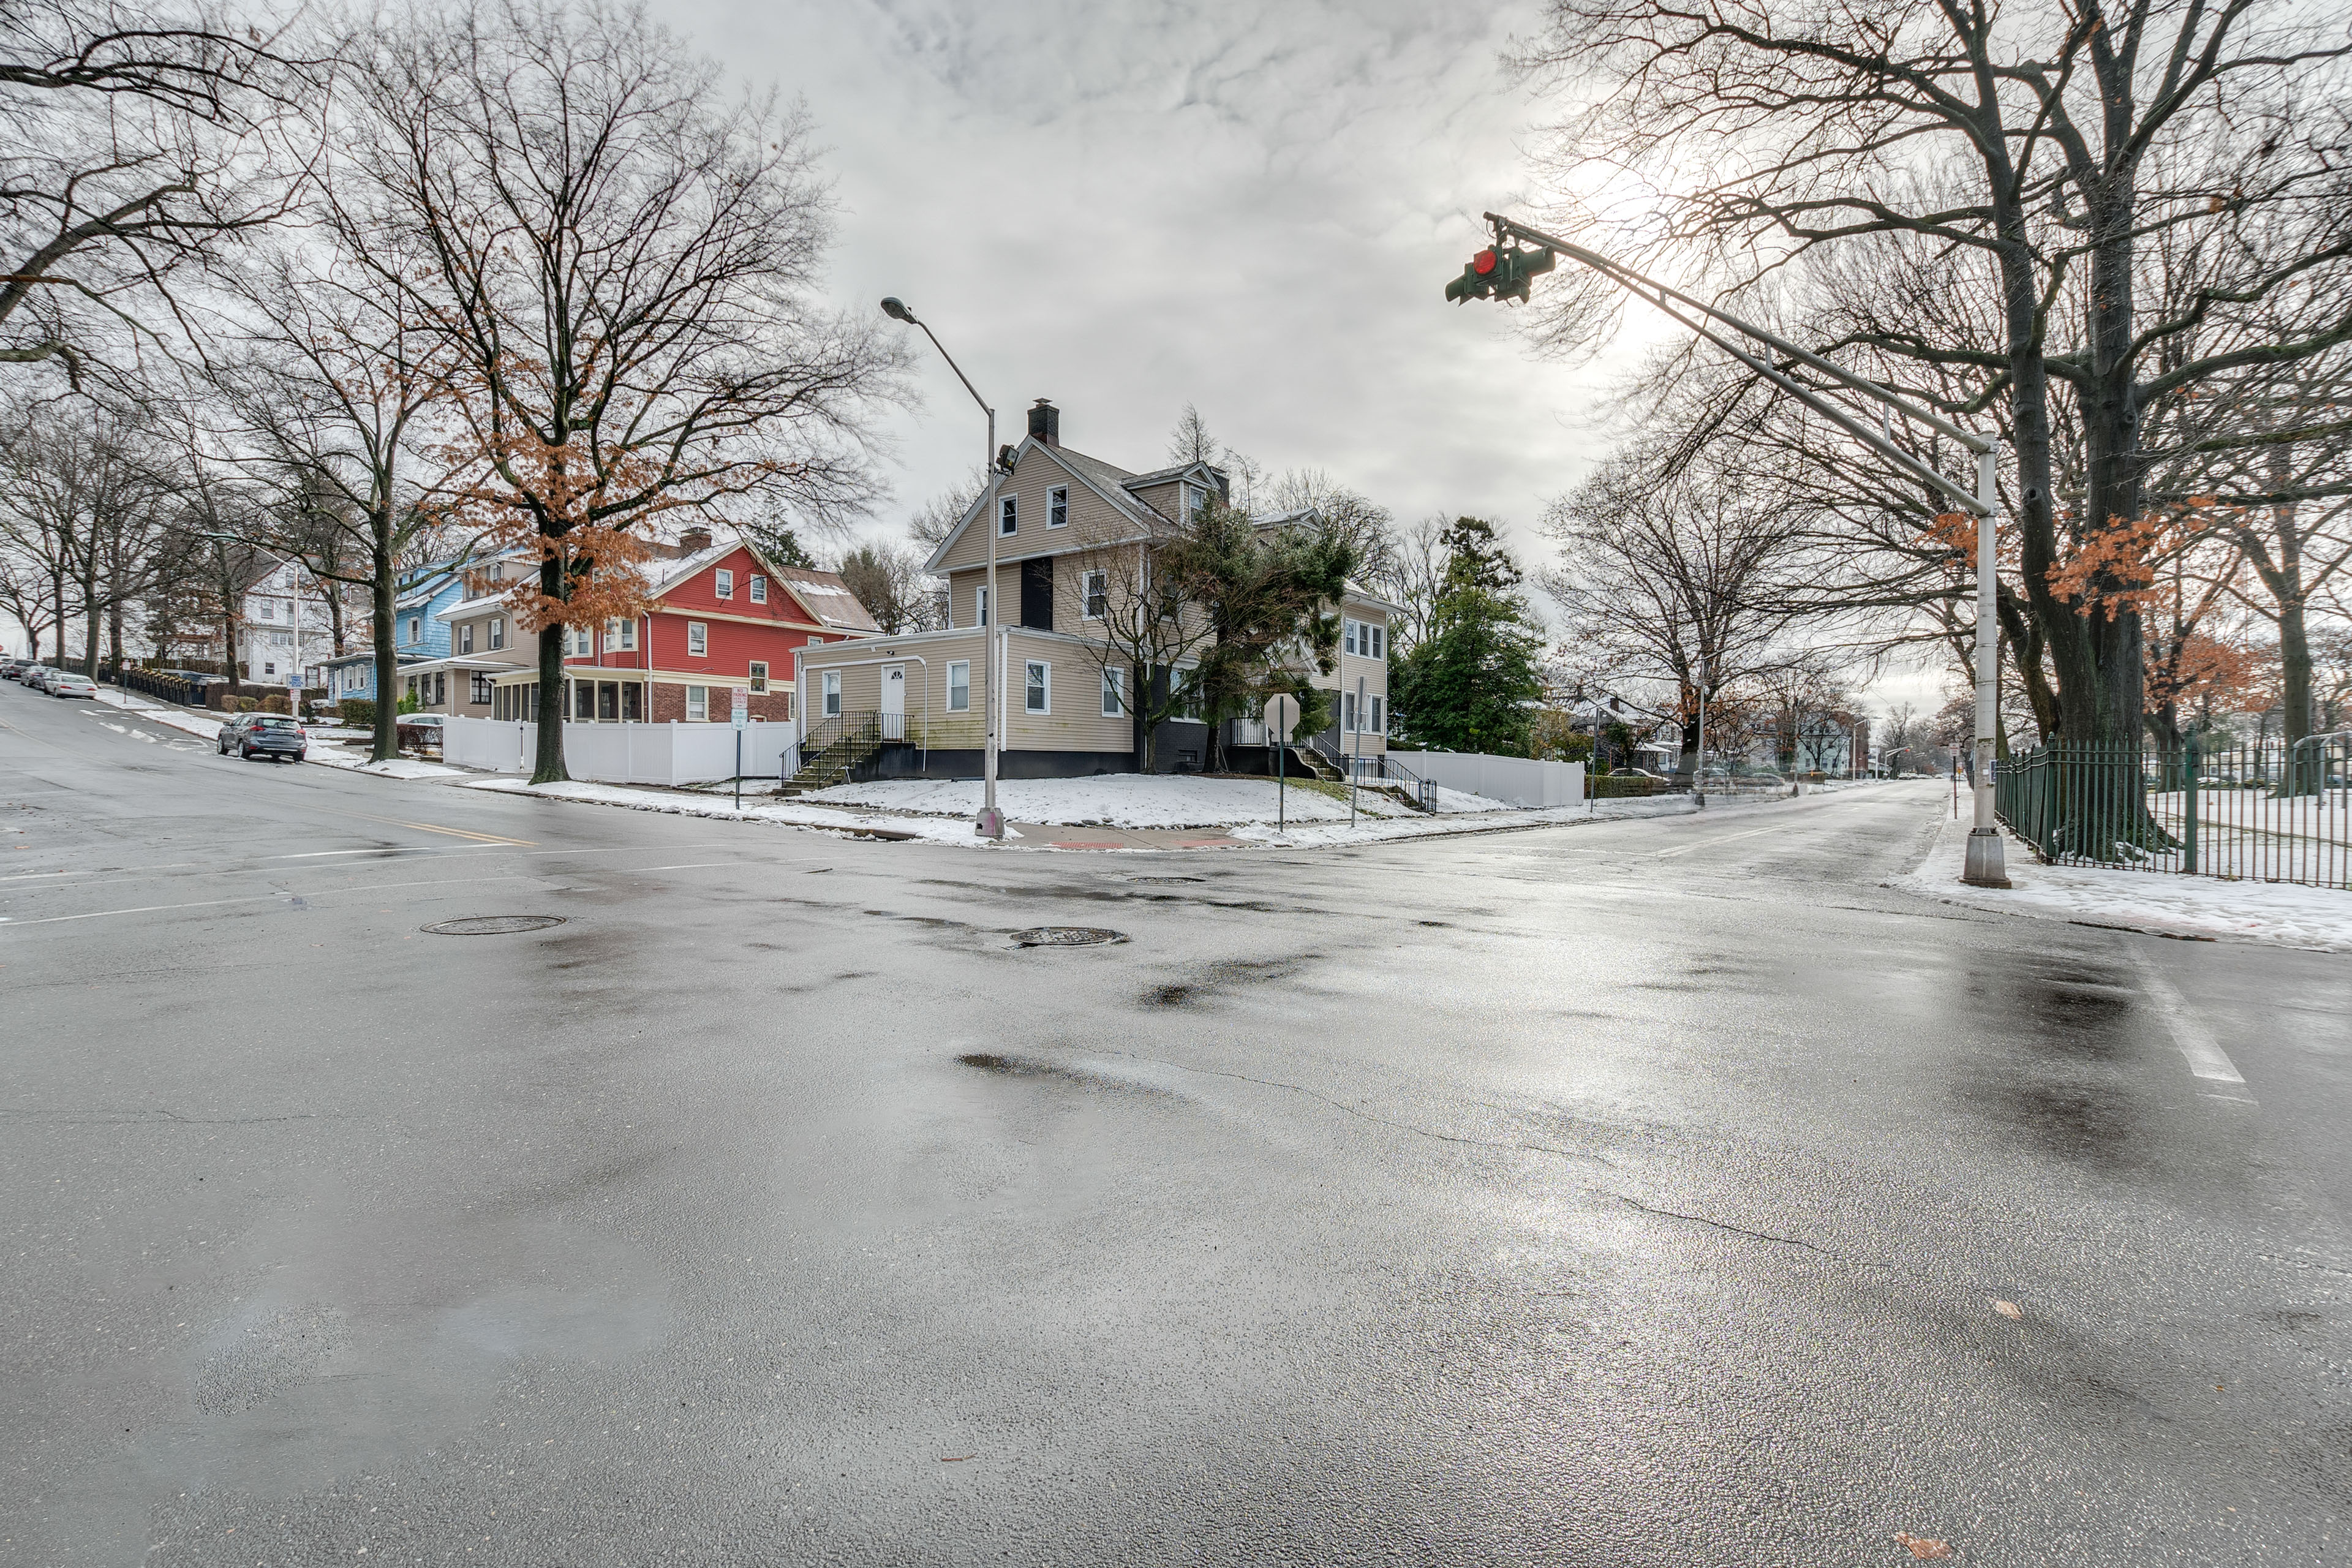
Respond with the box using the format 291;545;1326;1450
685;0;1628;547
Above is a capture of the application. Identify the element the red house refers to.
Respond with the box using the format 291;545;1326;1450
475;527;879;724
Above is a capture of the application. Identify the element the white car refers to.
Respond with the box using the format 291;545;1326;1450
47;672;97;699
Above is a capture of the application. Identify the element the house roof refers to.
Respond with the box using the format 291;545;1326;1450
921;438;1180;574
772;567;880;633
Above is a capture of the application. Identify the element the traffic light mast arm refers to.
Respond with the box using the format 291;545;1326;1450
1480;211;1996;464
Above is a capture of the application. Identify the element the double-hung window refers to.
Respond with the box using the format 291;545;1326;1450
1025;660;1049;714
1100;666;1124;717
998;495;1017;537
1371;695;1384;733
605;618;635;652
686;685;708;721
687;622;708;657
947;661;970;712
749;574;767;604
822;671;842;717
488;616;505;651
459;624;475;654
1344;692;1357;732
1048;486;1068;529
748;660;768;694
1369;624;1384;658
405;617;421;645
1344;619;1359;657
715;568;734;600
470;673;494;704
1082;570;1107;620
973;586;990;627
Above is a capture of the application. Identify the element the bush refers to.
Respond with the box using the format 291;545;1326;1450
235;696;260;712
262;693;290;714
338;698;377;731
1591;773;1660;798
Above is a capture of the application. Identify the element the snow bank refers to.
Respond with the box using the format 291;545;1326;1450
305;750;468;779
461;777;987;846
92;688;219;740
796;773;1518;827
1898;811;2352;951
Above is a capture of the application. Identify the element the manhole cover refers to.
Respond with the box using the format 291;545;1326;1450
1009;926;1128;948
420;915;569;936
1126;875;1204;885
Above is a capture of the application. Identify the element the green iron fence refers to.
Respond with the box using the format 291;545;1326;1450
1995;733;2351;889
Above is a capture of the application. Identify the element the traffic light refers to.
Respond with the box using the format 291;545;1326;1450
1444;247;1500;303
1444;244;1556;304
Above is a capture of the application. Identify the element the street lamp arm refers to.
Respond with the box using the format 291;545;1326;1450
912;320;993;429
1482;213;1993;457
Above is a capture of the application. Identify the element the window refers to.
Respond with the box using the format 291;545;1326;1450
822;671;841;717
749;573;767;604
1082;569;1107;620
748;660;767;694
687;622;707;657
1048;485;1069;529
686;684;708;721
947;660;970;712
460;624;475;654
806;635;822;647
263;660;276;676
562;625;590;657
1371;695;1384;733
998;494;1017;536
470;672;494;704
1370;624;1384;658
489;562;503;582
489;616;505;651
614;619;636;650
260;601;274;620
405;617;421;644
434;673;447;706
1344;691;1357;732
973;586;990;627
1025;660;1049;714
1101;666;1124;717
1344;619;1358;657
405;675;418;699
715;568;734;600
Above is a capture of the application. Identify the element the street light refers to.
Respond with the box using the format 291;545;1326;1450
1881;744;1913;778
880;296;1003;840
1451;213;2010;887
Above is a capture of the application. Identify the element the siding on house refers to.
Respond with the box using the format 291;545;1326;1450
933;446;1151;574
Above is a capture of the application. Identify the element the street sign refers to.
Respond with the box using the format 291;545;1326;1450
287;674;302;690
730;686;748;727
1261;692;1299;741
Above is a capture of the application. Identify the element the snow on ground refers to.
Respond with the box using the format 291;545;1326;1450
1899;810;2352;951
304;749;469;778
1234;793;1698;846
92;687;220;740
797;774;1515;827
461;777;987;845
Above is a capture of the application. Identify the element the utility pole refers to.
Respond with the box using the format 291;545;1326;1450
1447;213;2008;886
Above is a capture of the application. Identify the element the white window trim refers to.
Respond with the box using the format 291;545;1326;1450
1101;665;1124;718
946;660;970;713
822;670;842;717
973;586;990;627
1047;485;1069;529
1082;569;1107;620
489;616;505;651
715;568;734;600
1025;659;1049;715
459;624;475;654
749;574;767;604
748;660;769;693
687;621;708;657
998;494;1017;537
686;684;708;722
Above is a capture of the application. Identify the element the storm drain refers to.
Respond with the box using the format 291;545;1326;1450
1009;926;1127;949
420;914;569;936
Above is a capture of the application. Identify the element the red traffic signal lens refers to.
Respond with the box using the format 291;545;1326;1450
1472;248;1498;275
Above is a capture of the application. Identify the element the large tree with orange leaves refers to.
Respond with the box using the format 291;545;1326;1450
338;0;903;782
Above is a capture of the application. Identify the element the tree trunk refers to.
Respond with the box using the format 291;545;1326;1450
530;559;570;784
107;600;124;670
371;529;399;763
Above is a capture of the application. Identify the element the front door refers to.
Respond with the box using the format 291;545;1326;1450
881;663;906;740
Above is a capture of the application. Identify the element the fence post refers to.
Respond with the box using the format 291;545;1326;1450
2182;731;2199;875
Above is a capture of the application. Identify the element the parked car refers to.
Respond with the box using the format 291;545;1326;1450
396;713;444;753
47;671;98;699
23;665;55;692
217;712;308;763
1;658;26;680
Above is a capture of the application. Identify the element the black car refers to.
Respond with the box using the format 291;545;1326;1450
217;713;308;763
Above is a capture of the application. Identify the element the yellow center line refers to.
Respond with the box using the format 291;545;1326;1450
334;810;537;847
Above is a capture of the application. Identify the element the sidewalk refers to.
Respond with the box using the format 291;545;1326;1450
1898;810;2352;951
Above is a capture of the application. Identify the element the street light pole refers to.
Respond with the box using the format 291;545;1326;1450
1458;214;2008;886
1694;656;1707;810
881;297;1003;839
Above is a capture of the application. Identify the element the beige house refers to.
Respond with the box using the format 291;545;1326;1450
793;399;1393;780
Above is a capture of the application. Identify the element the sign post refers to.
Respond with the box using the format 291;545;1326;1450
1262;692;1300;835
731;685;749;810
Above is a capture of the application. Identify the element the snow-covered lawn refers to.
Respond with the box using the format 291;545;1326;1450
796;773;1517;827
92;687;220;740
1900;811;2351;951
461;777;989;845
304;749;469;779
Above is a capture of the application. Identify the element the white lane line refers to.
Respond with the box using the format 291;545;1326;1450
2;875;537;926
272;847;449;859
1654;824;1782;859
2125;941;2253;1098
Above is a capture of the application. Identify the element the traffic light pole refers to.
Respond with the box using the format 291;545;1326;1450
1458;213;2008;888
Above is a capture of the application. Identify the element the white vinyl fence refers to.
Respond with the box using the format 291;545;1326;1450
443;716;798;786
1387;750;1585;808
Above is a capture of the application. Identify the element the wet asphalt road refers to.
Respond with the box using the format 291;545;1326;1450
3;684;2347;1568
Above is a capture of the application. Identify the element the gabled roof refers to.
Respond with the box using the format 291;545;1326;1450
921;437;1178;575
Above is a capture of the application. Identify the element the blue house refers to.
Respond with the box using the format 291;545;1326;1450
315;567;466;704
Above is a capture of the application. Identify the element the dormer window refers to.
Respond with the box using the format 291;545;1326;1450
715;568;734;600
1048;486;1068;529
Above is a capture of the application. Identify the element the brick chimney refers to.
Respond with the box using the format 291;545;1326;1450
1027;398;1059;448
679;524;714;554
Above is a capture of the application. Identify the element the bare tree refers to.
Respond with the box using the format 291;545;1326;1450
832;540;944;635
341;0;905;781
1069;540;1218;773
1513;0;2352;760
0;0;307;389
1373;514;1448;651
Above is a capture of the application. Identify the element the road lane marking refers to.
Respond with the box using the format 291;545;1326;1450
1;875;537;926
3;894;287;925
2125;941;2253;1099
339;812;536;847
272;847;451;859
1653;824;1782;858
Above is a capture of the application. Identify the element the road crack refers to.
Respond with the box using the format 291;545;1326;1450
1616;1196;1843;1257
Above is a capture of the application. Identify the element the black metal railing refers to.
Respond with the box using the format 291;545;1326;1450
783;709;885;790
1996;734;2351;889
